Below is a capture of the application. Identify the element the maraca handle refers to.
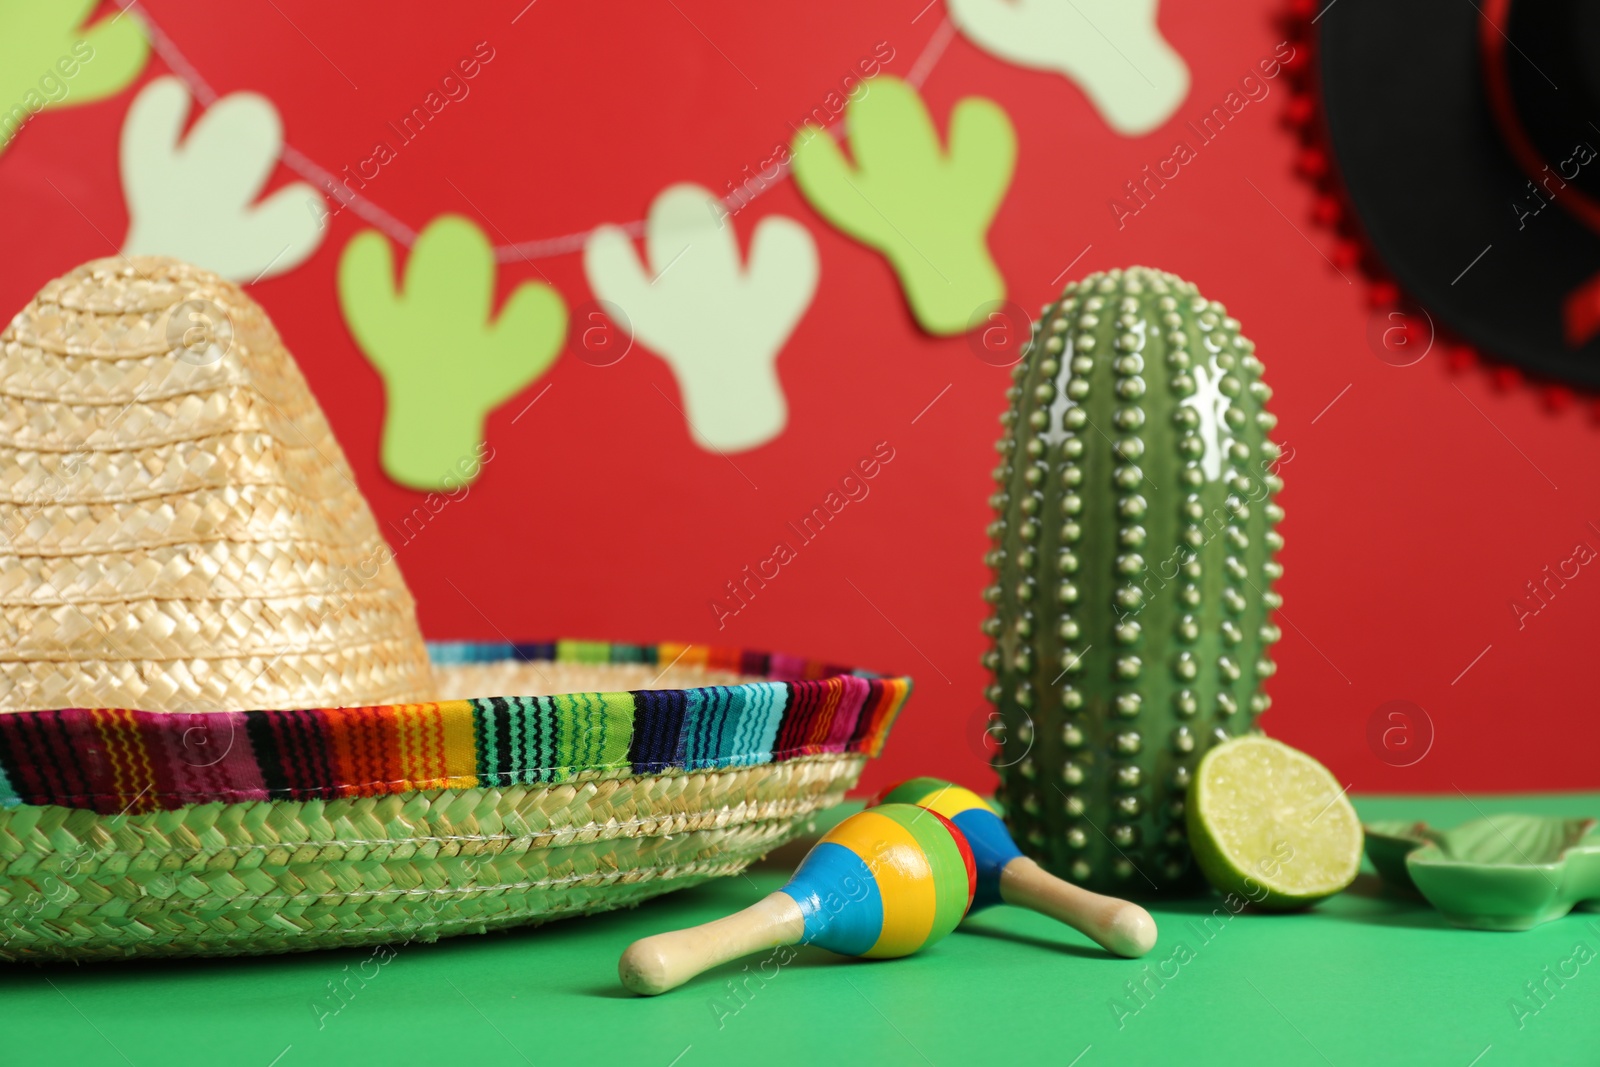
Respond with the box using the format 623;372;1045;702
619;892;806;995
999;856;1157;958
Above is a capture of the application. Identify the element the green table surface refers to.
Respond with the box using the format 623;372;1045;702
4;793;1598;1067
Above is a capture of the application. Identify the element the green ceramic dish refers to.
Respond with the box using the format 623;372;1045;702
1362;820;1441;894
1396;814;1600;931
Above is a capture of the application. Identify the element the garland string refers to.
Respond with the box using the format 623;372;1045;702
112;0;959;262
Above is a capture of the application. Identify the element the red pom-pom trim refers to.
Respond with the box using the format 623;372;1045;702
1284;94;1315;129
1368;281;1400;308
1295;147;1329;179
1543;385;1576;411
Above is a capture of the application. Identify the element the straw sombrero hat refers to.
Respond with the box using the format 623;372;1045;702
0;257;910;961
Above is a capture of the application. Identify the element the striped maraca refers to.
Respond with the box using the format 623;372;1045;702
619;803;975;994
874;778;1157;958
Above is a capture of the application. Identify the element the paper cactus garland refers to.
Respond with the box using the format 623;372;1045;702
791;76;1015;337
121;76;325;282
984;266;1284;893
339;215;567;490
0;2;1207;493
948;0;1189;136
0;0;149;155
584;182;818;452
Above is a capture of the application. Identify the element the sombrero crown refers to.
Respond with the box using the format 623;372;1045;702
0;256;434;713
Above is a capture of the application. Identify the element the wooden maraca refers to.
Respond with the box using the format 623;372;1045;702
619;802;975;995
872;777;1157;958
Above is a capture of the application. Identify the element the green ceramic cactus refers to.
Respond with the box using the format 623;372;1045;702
983;266;1284;894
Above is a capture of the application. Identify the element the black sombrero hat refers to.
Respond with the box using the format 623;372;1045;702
1315;0;1600;389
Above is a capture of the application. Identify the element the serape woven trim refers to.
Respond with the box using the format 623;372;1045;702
0;640;911;813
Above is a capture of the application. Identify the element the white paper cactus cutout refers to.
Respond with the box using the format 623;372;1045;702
948;0;1189;136
584;183;819;452
120;76;325;282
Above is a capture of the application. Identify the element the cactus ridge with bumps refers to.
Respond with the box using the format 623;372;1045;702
983;266;1284;894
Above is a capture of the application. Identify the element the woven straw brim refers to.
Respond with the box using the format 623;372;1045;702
0;752;864;962
0;647;909;961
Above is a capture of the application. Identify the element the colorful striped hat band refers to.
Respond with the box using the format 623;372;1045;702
0;640;911;814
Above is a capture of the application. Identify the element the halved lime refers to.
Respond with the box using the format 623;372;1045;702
1187;735;1361;910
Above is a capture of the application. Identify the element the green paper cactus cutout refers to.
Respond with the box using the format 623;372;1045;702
338;215;567;491
0;0;149;153
791;75;1015;337
984;266;1284;894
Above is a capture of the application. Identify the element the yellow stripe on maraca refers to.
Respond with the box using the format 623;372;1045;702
913;783;993;821
819;810;937;957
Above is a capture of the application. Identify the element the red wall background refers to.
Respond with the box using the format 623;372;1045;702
3;0;1595;795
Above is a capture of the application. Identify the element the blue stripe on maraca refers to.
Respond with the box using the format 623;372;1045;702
780;842;883;956
951;807;1023;909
